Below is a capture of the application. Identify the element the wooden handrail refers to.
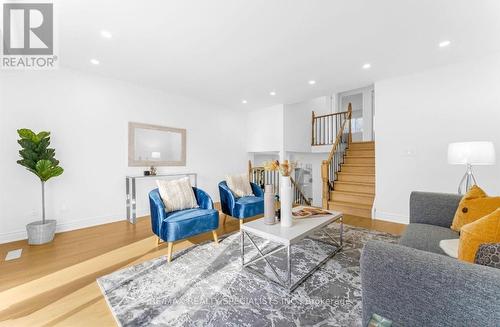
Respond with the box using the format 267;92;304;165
313;110;350;119
326;111;351;163
321;103;353;208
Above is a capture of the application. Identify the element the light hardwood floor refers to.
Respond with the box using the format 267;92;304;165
0;211;405;326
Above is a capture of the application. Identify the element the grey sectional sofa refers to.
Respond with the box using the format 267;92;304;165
360;192;500;327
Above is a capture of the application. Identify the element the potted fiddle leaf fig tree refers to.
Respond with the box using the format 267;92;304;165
17;129;64;245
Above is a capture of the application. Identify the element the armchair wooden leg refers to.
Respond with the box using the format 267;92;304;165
156;236;163;246
167;242;173;263
222;214;227;226
239;219;243;228
212;230;219;245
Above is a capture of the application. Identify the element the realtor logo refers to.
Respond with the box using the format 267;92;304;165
1;2;57;69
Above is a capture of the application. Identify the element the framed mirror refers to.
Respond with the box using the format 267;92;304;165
128;122;186;167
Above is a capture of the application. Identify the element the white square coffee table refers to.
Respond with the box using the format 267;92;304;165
240;206;343;292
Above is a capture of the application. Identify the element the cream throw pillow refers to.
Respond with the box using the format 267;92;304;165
439;239;459;258
226;174;254;197
156;177;198;212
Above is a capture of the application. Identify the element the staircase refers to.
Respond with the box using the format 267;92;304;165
328;141;375;218
313;103;375;219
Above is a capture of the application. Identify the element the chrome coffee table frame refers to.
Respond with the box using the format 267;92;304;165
240;209;343;292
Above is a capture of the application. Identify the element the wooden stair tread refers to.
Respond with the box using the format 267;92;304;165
335;181;375;186
350;141;374;144
344;155;375;158
337;172;375;176
342;163;375;167
329;201;372;209
331;189;375;196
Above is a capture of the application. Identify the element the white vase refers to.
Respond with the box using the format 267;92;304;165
280;176;293;227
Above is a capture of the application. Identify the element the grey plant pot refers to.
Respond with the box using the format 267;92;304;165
26;220;56;245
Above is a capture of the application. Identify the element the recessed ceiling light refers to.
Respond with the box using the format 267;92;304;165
439;40;451;48
242;100;248;104
90;59;100;65
308;80;316;85
100;30;112;39
362;63;371;69
270;91;276;96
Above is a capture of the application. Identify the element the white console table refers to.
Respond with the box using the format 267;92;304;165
125;173;197;224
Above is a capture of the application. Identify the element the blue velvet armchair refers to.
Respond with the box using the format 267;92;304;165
149;187;219;262
218;181;264;227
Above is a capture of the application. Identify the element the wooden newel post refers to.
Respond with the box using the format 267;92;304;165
321;160;329;209
347;103;353;145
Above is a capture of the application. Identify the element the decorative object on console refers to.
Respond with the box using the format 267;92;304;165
16;129;64;245
450;185;500;232
447;141;495;194
263;184;276;225
149;152;160;175
264;160;296;227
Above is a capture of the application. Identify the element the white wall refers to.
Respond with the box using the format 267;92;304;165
374;55;500;223
284;96;333;153
0;69;247;243
246;104;284;153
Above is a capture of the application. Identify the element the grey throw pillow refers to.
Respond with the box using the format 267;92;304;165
474;243;500;269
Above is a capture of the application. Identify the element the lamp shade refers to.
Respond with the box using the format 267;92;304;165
447;142;496;165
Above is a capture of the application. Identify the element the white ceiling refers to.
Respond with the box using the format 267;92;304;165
59;0;500;109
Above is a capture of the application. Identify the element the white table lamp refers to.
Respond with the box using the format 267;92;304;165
448;142;495;194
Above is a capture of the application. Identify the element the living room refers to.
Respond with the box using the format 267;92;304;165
1;1;499;326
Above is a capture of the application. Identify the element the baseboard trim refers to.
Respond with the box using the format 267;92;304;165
374;210;409;224
0;210;149;244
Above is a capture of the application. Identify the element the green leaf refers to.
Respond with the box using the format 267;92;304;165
35;160;52;181
47;166;64;179
35;160;64;182
17;159;35;170
17;129;36;140
17;139;37;150
36;138;50;153
36;131;50;140
19;148;39;161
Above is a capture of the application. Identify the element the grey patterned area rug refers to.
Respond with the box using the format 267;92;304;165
97;224;397;327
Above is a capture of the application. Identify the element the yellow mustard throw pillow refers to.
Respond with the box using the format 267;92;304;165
450;185;500;232
458;208;500;263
